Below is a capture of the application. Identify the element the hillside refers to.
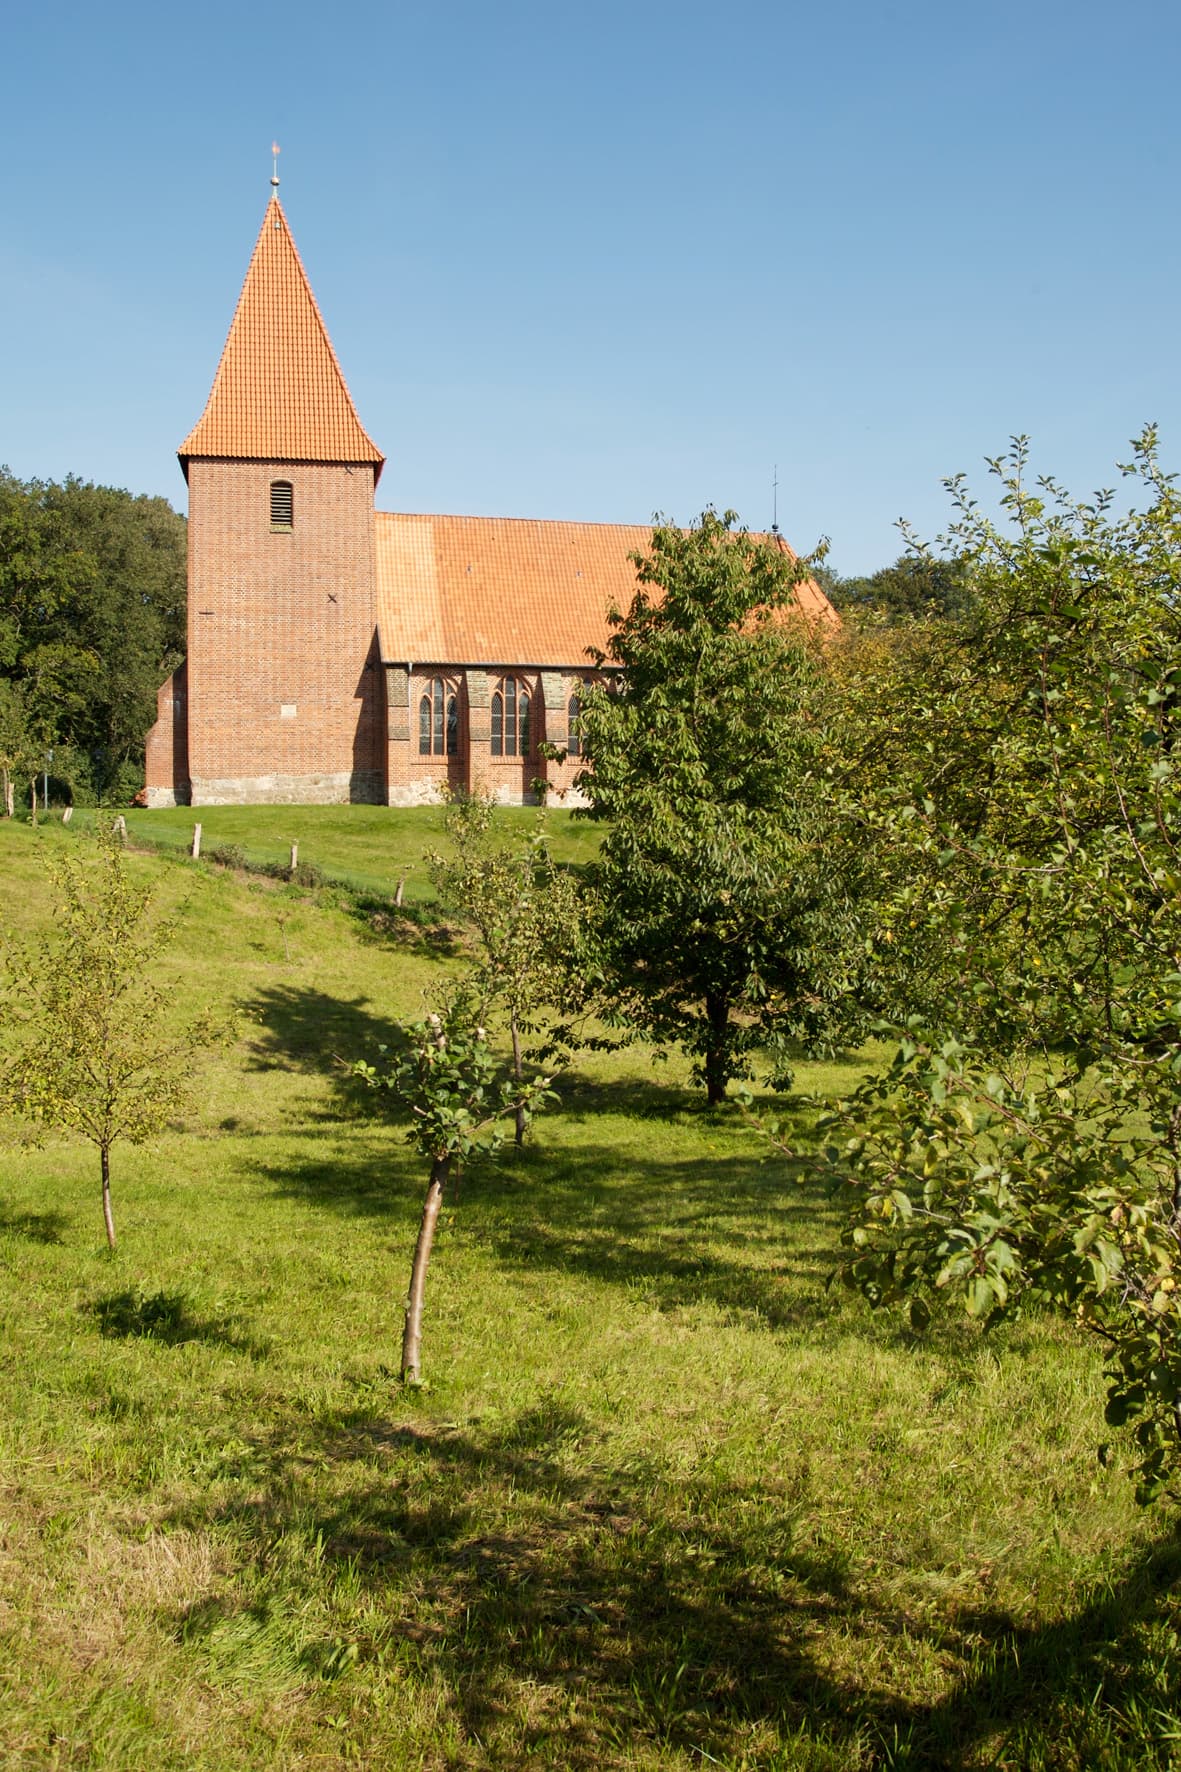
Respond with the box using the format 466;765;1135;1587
0;814;1175;1771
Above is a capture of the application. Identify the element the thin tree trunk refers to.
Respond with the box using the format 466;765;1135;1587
29;778;37;826
511;1012;525;1146
401;1153;451;1383
1;766;10;817
704;992;729;1106
100;1144;116;1250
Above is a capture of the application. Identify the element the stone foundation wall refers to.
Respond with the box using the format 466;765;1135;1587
190;769;384;807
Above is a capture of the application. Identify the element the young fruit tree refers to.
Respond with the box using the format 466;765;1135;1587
354;984;555;1384
427;790;589;1144
575;509;865;1104
0;828;214;1249
822;430;1181;1500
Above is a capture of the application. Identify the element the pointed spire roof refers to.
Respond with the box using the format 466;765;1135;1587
179;196;384;480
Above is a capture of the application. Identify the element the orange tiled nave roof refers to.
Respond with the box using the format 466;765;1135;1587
178;197;384;477
374;510;834;668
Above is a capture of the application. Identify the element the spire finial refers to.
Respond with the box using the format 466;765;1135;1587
771;463;780;535
270;141;281;190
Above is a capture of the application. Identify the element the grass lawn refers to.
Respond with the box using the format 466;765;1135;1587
64;802;603;905
1;814;1179;1770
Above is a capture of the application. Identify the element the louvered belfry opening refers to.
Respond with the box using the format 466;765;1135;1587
270;480;294;529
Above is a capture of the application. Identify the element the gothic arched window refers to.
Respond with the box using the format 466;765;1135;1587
418;677;460;756
270;480;294;530
490;677;532;757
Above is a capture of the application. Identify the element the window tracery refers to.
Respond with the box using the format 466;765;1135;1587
418;676;460;756
490;677;532;757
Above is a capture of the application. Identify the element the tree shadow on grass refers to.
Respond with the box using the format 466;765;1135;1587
0;1205;69;1244
551;1068;721;1124
163;1401;893;1765
242;983;405;1076
347;896;465;962
87;1287;270;1359
917;1532;1181;1768
239;982;419;1123
238;982;930;1335
161;1397;1181;1768
249;1122;864;1335
552;1065;834;1139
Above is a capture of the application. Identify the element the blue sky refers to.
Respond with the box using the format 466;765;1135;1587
2;0;1177;573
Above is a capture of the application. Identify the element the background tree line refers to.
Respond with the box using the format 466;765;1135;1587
813;549;970;621
0;468;186;808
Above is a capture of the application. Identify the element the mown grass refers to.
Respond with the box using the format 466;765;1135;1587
63;803;602;904
1;814;1179;1770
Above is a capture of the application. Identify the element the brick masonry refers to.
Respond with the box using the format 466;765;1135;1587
145;474;601;806
380;664;596;807
180;459;384;806
144;658;189;807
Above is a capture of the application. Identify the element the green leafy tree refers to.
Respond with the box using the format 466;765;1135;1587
0;829;215;1248
428;790;590;1142
824;551;970;622
0;469;186;799
576;509;864;1104
823;430;1181;1499
40;477;187;775
354;985;554;1383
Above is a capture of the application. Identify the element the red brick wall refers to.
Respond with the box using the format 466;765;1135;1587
382;666;597;807
186;459;383;804
144;660;190;806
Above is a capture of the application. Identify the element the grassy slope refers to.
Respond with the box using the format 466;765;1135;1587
68;804;604;904
1;816;1178;1771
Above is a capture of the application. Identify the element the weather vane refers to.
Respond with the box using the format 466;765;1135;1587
271;142;281;190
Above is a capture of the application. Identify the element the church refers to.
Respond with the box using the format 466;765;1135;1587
144;190;832;808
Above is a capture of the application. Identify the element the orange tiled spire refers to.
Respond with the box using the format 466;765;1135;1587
178;196;384;479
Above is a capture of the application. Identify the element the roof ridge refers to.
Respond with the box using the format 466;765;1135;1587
374;508;801;558
375;510;653;528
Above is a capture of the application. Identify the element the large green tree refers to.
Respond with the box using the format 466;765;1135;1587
823;431;1181;1499
0;469;186;800
576;509;864;1104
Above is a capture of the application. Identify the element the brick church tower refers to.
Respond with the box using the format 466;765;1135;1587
144;187;839;810
146;193;386;805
